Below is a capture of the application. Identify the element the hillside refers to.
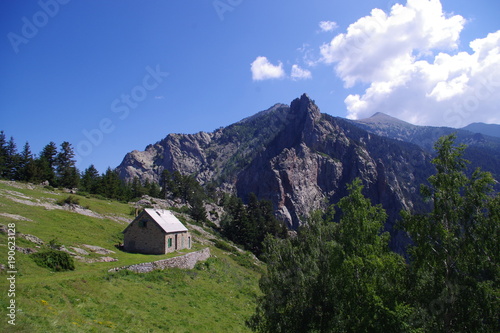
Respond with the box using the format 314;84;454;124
0;180;261;332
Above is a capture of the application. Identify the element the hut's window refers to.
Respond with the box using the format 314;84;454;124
168;238;172;248
139;219;148;228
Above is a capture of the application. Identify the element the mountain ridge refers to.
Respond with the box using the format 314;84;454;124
351;112;500;182
117;94;441;252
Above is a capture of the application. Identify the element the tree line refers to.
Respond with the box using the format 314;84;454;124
0;131;160;202
248;134;499;332
220;192;288;256
0;131;79;188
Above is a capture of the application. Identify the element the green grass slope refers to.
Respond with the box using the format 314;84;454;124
0;181;260;332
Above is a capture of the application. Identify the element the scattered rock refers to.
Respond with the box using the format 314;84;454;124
75;256;118;263
59;245;76;255
97;256;118;263
15;246;37;254
18;233;44;245
0;213;34;222
82;244;115;255
69;247;89;255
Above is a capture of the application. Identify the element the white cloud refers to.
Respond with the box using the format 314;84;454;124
319;21;338;32
291;64;312;80
251;56;285;81
319;0;500;127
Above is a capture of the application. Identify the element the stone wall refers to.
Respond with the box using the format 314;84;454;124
109;248;210;273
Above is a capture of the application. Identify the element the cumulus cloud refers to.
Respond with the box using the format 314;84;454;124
319;0;500;127
291;64;312;80
251;56;285;81
320;0;465;88
319;21;338;32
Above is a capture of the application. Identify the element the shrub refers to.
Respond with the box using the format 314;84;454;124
211;239;236;253
56;195;80;206
31;249;75;271
43;185;55;191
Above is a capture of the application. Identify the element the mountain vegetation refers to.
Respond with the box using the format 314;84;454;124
248;134;499;332
0;132;162;203
1;94;498;331
0;180;261;332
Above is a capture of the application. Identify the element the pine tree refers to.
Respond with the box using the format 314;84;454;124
18;142;37;182
39;142;58;185
0;131;7;178
130;177;142;198
56;142;79;188
100;168;124;200
3;136;19;180
80;165;100;194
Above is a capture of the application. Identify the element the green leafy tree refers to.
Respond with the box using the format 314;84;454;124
402;134;499;332
249;179;411;332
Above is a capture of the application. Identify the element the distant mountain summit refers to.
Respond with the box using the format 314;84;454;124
358;112;412;126
462;122;500;138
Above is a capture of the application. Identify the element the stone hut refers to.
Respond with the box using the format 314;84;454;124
123;209;191;254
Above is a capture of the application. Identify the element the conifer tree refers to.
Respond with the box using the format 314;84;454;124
0;131;7;178
56;141;79;188
80;164;100;193
4;136;19;180
39;142;58;185
18;142;36;182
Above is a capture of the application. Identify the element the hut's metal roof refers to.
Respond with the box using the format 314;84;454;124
143;208;188;233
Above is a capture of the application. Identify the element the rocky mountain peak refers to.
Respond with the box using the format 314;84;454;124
290;93;321;121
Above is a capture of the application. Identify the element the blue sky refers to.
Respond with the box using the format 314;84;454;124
1;0;499;173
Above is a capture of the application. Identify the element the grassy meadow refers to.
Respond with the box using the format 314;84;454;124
0;181;261;332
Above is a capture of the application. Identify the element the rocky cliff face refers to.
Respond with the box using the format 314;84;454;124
117;94;435;251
